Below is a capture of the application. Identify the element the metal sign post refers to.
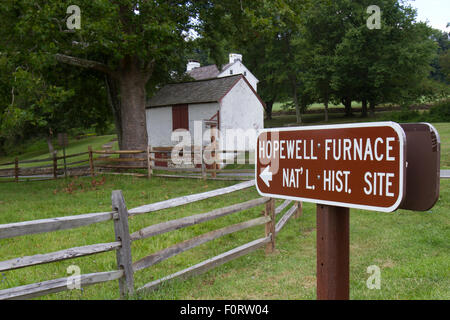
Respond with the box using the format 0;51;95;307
254;122;440;300
316;204;349;300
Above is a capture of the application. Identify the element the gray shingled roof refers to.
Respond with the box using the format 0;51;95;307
187;64;220;80
147;75;243;108
187;63;233;80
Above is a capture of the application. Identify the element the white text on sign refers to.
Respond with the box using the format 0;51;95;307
259;137;396;162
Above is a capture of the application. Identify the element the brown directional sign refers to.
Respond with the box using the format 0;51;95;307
255;122;407;212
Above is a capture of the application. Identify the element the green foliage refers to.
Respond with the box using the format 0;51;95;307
8;0;195;72
439;50;450;82
0;56;112;154
382;110;424;123
209;0;441;118
430;28;449;83
0;0;446;154
428;99;450;122
417;78;450;103
199;0;312;121
378;99;450;123
0;0;198;152
306;0;437;111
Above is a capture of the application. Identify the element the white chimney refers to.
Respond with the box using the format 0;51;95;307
229;53;243;64
186;60;201;72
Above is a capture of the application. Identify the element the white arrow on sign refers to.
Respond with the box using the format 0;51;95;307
259;166;273;187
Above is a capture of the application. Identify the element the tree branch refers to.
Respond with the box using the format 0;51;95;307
143;58;156;82
55;54;118;79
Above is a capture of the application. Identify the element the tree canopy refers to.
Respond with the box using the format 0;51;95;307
1;0;197;152
0;0;445;155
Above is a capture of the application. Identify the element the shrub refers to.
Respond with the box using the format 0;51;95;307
381;110;424;123
427;99;450;122
380;100;450;123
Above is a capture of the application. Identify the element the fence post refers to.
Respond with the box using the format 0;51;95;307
201;146;206;180
52;152;58;180
63;146;68;179
14;157;19;182
211;154;217;179
211;127;217;179
111;190;134;299
147;145;152;179
295;202;303;219
88;146;95;177
265;198;276;254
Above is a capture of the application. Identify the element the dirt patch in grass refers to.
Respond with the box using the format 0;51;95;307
301;275;316;289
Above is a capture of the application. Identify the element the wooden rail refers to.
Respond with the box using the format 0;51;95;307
0;151;91;182
128;180;255;216
130;197;270;241
136;236;271;293
88;146;255;182
132;216;271;272
0;270;124;300
0;202;122;299
130;181;299;294
0;211;116;240
276;204;298;234
0;181;302;299
0;144;255;182
0;242;121;272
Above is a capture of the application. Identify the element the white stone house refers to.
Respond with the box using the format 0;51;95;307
146;74;265;166
186;53;259;92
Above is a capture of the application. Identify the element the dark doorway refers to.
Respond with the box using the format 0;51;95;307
172;104;189;131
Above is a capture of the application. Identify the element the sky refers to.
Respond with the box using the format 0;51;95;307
408;0;449;31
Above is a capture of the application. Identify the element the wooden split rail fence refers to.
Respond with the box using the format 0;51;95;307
0;180;302;300
0;152;91;182
90;146;255;181
0;144;254;182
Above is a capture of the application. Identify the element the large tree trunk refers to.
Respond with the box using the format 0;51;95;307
369;100;376;117
46;134;55;155
300;99;308;117
265;100;274;120
324;100;329;122
105;75;123;149
361;99;368;117
118;57;148;152
55;53;153;153
294;95;302;124
291;78;302;124
342;97;353;117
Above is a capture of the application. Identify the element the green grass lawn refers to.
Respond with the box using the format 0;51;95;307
0;175;448;300
0;115;448;300
0;176;271;300
272;101;363;113
265;112;362;128
434;123;450;169
0;135;118;169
